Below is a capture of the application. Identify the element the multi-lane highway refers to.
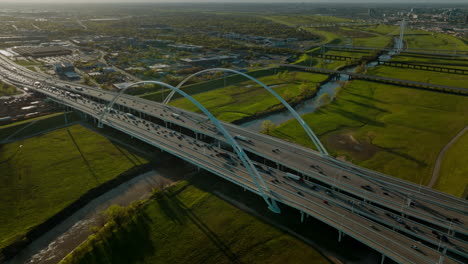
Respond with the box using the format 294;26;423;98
0;54;467;264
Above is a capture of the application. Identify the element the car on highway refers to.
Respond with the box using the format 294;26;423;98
361;185;374;192
125;113;136;119
234;135;253;144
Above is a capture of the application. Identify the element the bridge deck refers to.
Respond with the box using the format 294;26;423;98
1;54;467;264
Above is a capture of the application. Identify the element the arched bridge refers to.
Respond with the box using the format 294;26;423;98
0;57;466;264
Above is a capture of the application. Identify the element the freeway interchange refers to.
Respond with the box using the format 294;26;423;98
0;54;467;264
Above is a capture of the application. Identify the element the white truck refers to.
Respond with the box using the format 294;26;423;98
285;172;303;182
125;113;136;119
234;135;253;144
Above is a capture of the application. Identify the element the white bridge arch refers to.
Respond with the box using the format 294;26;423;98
164;68;329;156
98;80;281;213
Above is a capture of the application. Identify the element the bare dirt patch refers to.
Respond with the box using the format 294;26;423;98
326;131;380;161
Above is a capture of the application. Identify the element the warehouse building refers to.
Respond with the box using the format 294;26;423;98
12;46;72;58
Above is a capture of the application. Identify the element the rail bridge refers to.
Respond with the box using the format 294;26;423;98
281;64;468;95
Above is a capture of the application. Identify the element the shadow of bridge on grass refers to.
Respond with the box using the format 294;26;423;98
156;188;242;263
66;128;99;181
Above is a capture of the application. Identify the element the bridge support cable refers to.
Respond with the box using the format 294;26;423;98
163;68;329;156
98;80;281;213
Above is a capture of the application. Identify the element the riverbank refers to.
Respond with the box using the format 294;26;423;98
0;124;150;262
169;70;329;124
1;164;152;262
231;74;333;125
60;172;380;264
7;160;196;264
271;79;468;189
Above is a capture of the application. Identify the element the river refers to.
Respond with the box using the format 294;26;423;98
7;163;194;264
6;40;398;264
240;41;397;131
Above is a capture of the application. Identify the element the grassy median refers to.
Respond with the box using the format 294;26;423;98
0;124;147;249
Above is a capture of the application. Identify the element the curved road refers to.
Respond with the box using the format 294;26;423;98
429;126;468;188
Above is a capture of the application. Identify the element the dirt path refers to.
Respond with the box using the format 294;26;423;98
428;125;468;188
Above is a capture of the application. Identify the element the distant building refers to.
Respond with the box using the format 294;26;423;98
88;72;102;77
143;39;174;47
112;82;133;90
149;63;170;70
12;46;72;57
168;43;203;52
221;32;241;40
53;62;74;74
102;67;116;73
0;35;47;42
271;39;287;47
63;72;80;80
124;67;146;71
139;24;172;31
53;62;79;80
78;62;106;71
180;55;237;67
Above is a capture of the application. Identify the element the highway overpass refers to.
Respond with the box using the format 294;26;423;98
0;55;467;264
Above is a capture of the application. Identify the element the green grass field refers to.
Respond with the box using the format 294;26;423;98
294;53;350;70
303;28;344;45
271;80;468;191
169;71;329;123
366;65;468;88
0;113;64;130
358;25;399;35
0;81;20;97
352;35;392;47
0;112;81;142
60;175;330;264
391;54;468;69
0;124;147;249
325;50;374;60
264;15;354;27
405;33;468;51
435;130;468;197
140;68;277;102
14;59;41;67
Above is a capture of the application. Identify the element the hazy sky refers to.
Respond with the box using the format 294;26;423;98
0;0;464;3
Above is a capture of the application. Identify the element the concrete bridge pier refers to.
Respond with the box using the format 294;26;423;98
300;211;305;223
439;247;447;264
381;254;386;264
338;230;343;242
